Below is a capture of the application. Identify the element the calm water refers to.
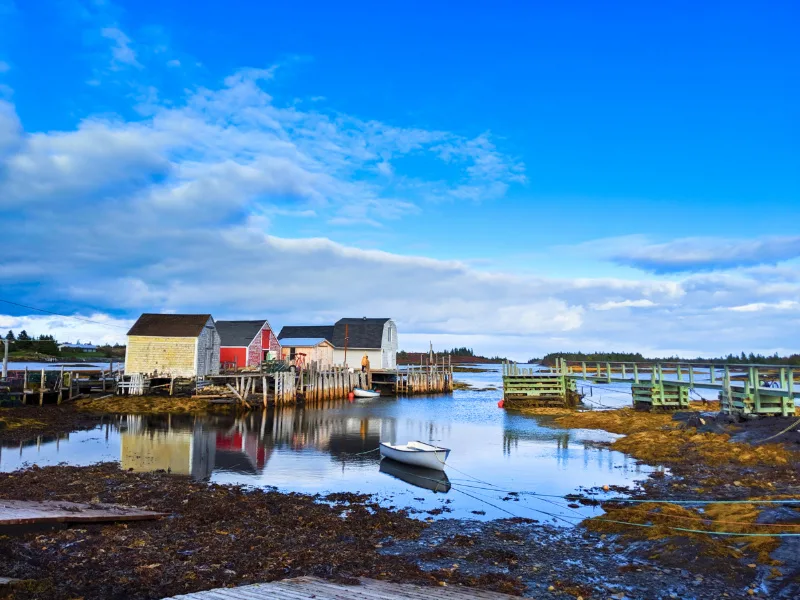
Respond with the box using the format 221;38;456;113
0;365;656;522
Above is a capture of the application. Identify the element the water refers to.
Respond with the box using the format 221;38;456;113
0;365;656;522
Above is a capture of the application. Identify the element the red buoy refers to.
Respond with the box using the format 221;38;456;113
348;392;355;401
497;399;505;408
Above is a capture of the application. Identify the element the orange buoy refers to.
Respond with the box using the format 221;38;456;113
497;399;505;408
348;392;355;401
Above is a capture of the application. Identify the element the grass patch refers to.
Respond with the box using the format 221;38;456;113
74;395;225;414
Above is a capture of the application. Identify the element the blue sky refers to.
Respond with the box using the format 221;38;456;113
0;0;798;358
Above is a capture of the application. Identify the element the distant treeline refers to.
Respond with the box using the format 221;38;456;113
2;330;125;359
398;348;508;364
530;351;800;366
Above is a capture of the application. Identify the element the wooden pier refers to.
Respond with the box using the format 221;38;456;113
0;365;120;406
163;576;518;600
502;359;799;416
501;363;578;408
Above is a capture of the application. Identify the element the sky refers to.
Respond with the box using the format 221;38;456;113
0;0;798;359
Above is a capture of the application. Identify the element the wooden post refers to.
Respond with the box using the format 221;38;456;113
69;371;74;400
2;337;8;379
39;368;45;405
58;365;64;404
262;376;267;407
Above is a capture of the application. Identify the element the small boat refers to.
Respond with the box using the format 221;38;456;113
379;458;451;493
379;441;450;471
353;387;380;398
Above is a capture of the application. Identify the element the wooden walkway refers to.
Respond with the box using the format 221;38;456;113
0;500;167;526
164;576;518;600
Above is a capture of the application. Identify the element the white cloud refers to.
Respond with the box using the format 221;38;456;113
166;59;180;68
590;299;657;310
729;301;800;313
101;26;143;69
0;314;133;346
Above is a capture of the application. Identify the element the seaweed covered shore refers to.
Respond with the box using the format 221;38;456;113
0;464;521;600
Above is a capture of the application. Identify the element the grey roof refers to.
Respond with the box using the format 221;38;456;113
333;318;390;349
278;338;330;347
216;320;266;347
278;325;335;342
127;314;212;338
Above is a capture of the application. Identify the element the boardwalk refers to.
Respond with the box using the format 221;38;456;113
0;500;166;526
163;576;518;600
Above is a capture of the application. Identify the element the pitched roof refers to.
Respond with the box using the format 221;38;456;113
127;314;212;338
333;318;390;349
216;320;266;347
278;325;335;342
278;338;331;347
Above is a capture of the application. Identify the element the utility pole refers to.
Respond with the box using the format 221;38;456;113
343;324;349;367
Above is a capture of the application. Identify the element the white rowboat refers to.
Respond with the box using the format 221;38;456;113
353;388;380;398
379;441;450;471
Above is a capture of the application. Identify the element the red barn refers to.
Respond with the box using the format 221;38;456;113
216;320;280;369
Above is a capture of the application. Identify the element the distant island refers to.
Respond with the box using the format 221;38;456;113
530;351;800;367
398;347;507;365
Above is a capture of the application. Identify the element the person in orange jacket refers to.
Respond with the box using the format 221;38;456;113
361;353;370;373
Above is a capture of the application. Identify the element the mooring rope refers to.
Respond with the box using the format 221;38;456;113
381;461;800;536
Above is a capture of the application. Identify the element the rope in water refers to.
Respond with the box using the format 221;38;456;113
387;462;800;536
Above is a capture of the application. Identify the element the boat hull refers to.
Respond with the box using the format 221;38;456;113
379;443;449;471
353;388;380;398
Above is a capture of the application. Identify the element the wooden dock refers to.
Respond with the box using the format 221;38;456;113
502;359;799;415
163;576;518;600
0;499;167;526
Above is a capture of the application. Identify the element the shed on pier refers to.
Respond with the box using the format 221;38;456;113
279;338;334;368
217;320;280;369
125;314;221;378
333;318;397;369
277;319;397;369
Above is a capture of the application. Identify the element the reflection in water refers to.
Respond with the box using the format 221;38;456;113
379;458;451;493
0;366;656;520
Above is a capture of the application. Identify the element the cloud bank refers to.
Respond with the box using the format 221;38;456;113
1;19;799;359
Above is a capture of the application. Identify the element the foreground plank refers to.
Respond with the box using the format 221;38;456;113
164;576;519;599
0;499;167;526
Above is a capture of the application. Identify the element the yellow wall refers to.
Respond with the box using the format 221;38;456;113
125;336;196;377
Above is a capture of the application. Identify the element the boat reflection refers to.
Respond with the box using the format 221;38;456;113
379;458;451;493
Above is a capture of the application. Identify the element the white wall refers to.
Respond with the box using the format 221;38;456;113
334;348;383;369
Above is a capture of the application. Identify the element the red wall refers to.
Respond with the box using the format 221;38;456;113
220;347;247;368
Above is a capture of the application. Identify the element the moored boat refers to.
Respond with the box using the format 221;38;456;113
379;441;450;471
353;387;380;398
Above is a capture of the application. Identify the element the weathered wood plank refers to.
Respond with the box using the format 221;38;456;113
163;576;519;600
0;500;167;526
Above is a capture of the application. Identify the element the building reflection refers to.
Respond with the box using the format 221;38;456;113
113;400;402;478
120;415;215;480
